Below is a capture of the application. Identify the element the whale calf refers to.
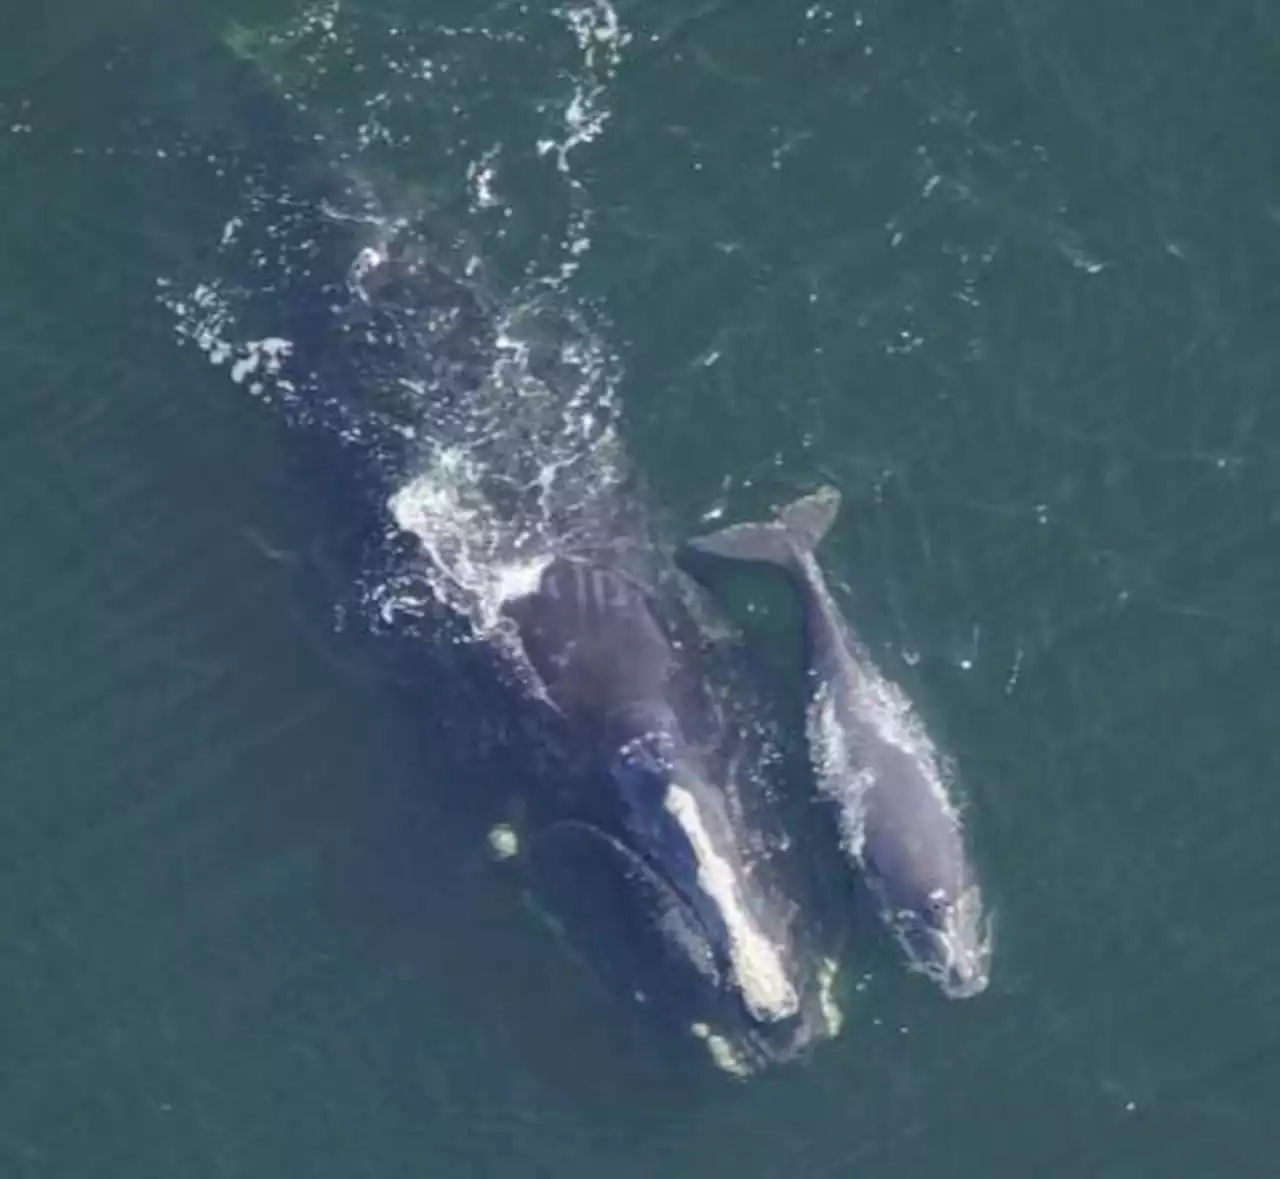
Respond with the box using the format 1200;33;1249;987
687;488;991;999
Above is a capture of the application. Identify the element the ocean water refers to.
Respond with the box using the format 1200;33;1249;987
3;2;1280;1176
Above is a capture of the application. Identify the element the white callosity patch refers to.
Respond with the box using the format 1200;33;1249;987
689;1022;753;1078
917;882;993;997
816;956;844;1037
488;823;519;860
663;785;799;1023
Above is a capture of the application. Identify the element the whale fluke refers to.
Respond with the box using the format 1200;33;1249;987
688;487;841;571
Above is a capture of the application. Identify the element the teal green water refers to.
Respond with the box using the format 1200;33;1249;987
4;3;1280;1176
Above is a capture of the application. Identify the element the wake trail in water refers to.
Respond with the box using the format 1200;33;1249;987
156;0;635;647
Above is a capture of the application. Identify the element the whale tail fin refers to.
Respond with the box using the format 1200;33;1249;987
687;487;842;570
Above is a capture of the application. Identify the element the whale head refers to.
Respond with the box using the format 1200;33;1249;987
894;883;992;1000
604;727;830;1071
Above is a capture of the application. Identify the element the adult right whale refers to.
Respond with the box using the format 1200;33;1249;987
687;488;992;999
498;549;834;1072
151;27;843;1076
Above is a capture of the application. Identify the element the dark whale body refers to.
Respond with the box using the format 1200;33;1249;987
208;165;839;1069
499;550;836;1071
139;28;842;1073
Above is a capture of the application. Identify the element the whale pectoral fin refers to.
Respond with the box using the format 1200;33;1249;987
522;820;719;1000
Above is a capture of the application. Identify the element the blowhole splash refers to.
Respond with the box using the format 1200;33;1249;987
158;0;637;647
387;450;556;635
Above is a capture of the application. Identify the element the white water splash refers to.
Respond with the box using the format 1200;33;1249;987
806;682;878;857
466;145;503;212
230;337;294;385
160;279;303;403
535;0;631;283
154;1;638;665
806;653;961;861
538;0;629;174
163;198;626;641
387;447;554;634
